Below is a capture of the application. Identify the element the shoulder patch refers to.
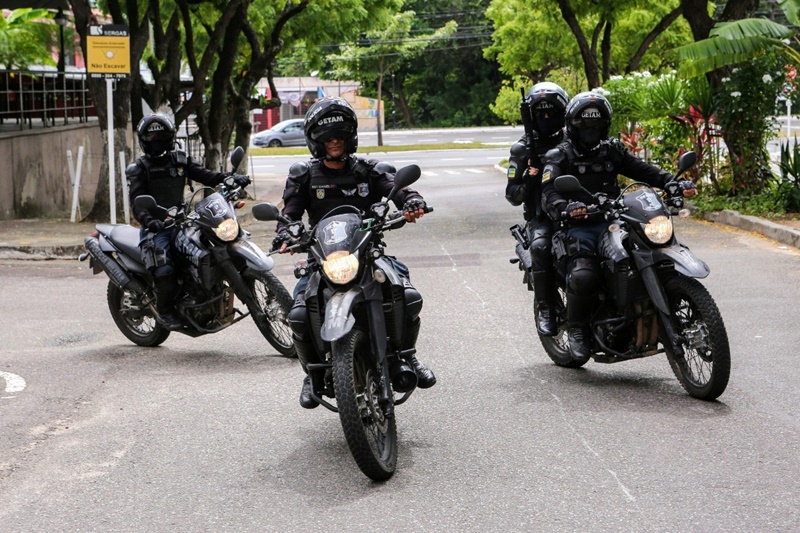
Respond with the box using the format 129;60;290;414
507;166;517;179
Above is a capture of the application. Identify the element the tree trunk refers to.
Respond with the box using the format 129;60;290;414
376;68;384;146
555;0;600;88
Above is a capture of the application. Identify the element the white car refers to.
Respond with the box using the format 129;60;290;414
252;119;305;147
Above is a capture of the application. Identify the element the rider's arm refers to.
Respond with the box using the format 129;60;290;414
278;161;311;232
540;148;568;221
126;161;153;226
505;138;530;206
611;139;672;188
184;155;226;187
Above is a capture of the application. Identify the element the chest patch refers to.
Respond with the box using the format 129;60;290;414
358;183;369;197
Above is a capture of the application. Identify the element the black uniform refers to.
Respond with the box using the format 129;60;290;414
280;155;422;229
540;138;672;326
127;151;226;231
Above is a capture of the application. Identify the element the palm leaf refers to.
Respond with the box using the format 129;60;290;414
710;18;794;40
778;0;800;28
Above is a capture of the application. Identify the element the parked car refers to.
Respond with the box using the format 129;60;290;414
252;119;306;148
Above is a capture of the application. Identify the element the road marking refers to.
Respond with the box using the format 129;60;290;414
464;169;484;174
1;371;26;395
441;158;464;161
443;170;460;175
422;171;439;176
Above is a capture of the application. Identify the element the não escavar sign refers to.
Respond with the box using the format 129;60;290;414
86;25;130;79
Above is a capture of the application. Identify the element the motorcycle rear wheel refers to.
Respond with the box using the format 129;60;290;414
333;328;397;481
244;270;296;357
107;281;170;347
538;287;587;368
663;275;730;401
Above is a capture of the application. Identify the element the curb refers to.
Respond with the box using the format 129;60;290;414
702;209;800;249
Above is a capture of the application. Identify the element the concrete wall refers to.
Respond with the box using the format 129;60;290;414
0;123;104;219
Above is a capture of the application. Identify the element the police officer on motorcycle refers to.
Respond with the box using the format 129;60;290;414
127;113;251;330
540;92;698;362
506;82;569;336
272;96;436;409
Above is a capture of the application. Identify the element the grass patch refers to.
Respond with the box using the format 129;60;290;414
249;141;502;156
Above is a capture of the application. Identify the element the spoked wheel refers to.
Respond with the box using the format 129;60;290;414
245;270;296;357
538;287;587;368
332;328;397;481
107;281;170;347
663;275;730;400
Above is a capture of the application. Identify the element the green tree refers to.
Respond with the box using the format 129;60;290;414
0;8;57;69
330;11;457;144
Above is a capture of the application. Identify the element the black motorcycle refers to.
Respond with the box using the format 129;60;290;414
252;165;431;480
80;147;295;356
510;151;730;400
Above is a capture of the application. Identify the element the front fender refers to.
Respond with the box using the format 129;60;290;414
653;242;710;279
320;287;364;342
228;240;274;271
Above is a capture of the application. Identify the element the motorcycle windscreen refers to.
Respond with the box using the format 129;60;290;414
315;213;364;256
194;192;234;225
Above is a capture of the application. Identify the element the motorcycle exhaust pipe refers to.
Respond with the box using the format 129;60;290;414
84;237;145;295
390;359;418;393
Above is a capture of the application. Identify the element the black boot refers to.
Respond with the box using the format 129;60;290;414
403;317;436;388
154;274;182;331
567;326;592;363
532;269;558;336
299;375;318;409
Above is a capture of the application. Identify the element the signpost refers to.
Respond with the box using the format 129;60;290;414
86;24;130;224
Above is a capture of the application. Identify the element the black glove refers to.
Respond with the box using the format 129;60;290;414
271;230;292;252
231;174;251;188
403;198;426;214
565;201;587;217
146;219;165;233
679;180;697;192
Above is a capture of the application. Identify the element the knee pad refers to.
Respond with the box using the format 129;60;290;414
288;299;309;337
404;287;423;320
567;256;599;293
529;235;553;268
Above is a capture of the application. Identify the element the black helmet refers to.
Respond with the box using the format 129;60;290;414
525;82;569;137
303;97;358;160
137;114;176;158
565;91;612;152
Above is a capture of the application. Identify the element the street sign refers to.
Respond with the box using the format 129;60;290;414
86;25;130;79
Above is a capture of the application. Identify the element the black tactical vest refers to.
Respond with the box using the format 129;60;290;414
138;151;188;209
306;159;381;225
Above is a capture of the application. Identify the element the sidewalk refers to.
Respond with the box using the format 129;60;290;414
1;207;799;260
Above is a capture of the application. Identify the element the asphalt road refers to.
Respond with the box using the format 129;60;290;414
1;153;800;532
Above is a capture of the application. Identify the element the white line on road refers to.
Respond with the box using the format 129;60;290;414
441;158;464;161
464;169;484;174
1;371;26;394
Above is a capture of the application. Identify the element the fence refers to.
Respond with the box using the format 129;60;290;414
0;70;96;130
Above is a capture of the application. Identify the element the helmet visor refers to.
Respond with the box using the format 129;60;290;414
310;123;356;143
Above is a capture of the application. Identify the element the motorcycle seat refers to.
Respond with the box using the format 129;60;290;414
98;224;143;264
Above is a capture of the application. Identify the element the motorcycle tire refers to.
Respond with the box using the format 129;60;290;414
107;281;170;347
244;270;296;357
538;288;587;368
332;328;398;481
662;275;730;401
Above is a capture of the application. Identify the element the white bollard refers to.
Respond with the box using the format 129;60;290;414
69;146;85;223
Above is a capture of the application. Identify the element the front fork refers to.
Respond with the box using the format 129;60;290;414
365;298;395;419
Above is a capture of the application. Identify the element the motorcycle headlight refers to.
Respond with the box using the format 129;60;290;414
322;250;359;284
214;219;239;241
642;215;673;244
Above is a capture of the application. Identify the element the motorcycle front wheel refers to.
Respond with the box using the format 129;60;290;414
538;287;587;368
333;328;397;481
663;275;730;401
107;281;170;347
244;270;296;357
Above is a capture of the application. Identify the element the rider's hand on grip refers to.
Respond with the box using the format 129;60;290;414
565;201;588;219
403;198;426;223
231;174;251;188
146;219;165;233
271;230;293;253
679;179;697;198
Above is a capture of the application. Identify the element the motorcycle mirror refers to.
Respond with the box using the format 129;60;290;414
133;195;157;210
387;164;422;202
676;151;697;177
230;146;245;171
251;202;281;222
554;175;584;195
